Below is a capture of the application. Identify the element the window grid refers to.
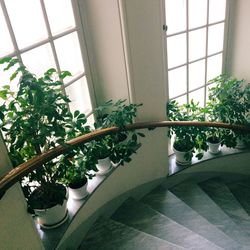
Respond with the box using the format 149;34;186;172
0;0;93;117
166;0;228;107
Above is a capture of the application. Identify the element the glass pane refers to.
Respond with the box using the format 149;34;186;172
189;87;205;107
173;95;187;105
0;5;14;57
0;59;19;92
208;23;225;55
209;0;226;24
21;44;56;77
44;0;76;35
5;0;48;49
86;114;95;128
189;0;207;29
207;54;223;82
167;33;187;68
65;76;92;115
189;28;206;61
168;66;187;98
189;60;205;91
55;32;84;80
165;0;186;35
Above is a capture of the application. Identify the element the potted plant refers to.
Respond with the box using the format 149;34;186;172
58;150;94;200
207;75;250;149
166;100;208;165
0;58;90;227
92;100;144;173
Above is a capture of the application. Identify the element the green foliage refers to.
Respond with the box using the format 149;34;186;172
207;75;250;147
91;100;144;166
166;100;208;159
0;58;91;208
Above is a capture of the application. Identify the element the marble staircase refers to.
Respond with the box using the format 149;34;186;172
80;176;250;250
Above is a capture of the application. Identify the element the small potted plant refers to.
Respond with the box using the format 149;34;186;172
92;99;144;172
166;100;207;165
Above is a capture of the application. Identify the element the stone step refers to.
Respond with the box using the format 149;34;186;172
79;217;186;250
170;181;250;247
112;198;222;250
199;178;250;233
141;185;246;250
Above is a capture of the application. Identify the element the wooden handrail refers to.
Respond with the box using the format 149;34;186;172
0;120;250;199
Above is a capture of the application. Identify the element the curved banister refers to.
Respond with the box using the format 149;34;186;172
0;120;250;199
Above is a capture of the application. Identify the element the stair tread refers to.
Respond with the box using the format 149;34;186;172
112;198;222;250
199;178;250;229
170;181;250;246
227;179;250;216
80;218;186;250
141;185;246;250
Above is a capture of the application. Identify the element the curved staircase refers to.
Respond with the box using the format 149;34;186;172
80;176;250;250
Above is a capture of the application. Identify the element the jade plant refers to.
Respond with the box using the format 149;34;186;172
0;57;90;210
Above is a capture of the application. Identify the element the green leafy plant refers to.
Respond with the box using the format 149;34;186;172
0;57;91;209
166;99;208;160
92;99;144;166
207;75;250;147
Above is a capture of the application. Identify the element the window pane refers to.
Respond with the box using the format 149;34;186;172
207;53;223;82
65;76;92;115
189;0;207;29
168;66;187;98
55;32;84;80
189;28;206;61
167;33;187;68
189;60;205;91
86;114;95;128
0;5;14;57
0;59;19;92
209;0;226;24
189;87;205;107
173;95;187;105
21;44;56;77
44;0;76;36
208;23;225;55
5;0;47;49
165;0;186;35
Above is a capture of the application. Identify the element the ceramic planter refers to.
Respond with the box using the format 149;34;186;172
96;157;112;174
173;146;193;165
207;141;221;154
34;198;68;229
69;178;88;200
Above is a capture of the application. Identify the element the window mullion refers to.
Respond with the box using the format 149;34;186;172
39;0;62;75
204;0;210;106
0;0;22;62
186;0;189;104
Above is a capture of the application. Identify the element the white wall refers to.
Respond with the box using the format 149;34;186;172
0;135;43;249
228;0;250;82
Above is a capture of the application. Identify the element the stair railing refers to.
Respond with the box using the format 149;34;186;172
0;120;250;199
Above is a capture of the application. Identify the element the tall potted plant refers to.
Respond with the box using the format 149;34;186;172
0;58;90;228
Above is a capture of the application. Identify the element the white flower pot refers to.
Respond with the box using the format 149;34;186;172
96;157;112;174
34;198;68;229
173;147;193;165
69;180;88;200
208;142;221;154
